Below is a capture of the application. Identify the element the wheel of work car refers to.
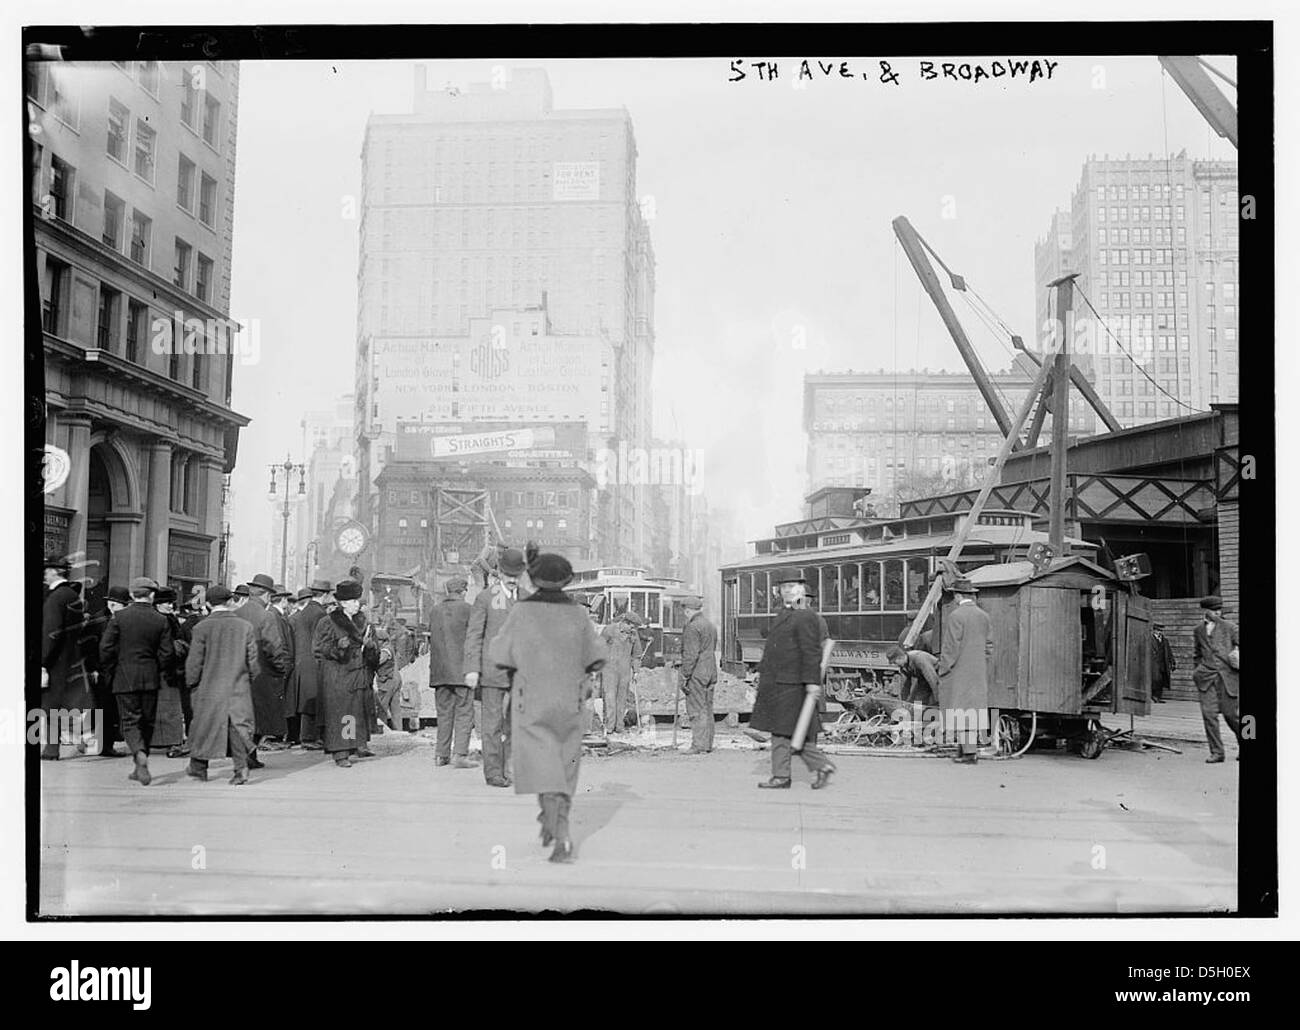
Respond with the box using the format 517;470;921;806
995;713;1023;756
1079;726;1107;760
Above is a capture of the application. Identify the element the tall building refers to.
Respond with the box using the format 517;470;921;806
1034;152;1239;428
803;369;1097;501
298;393;355;584
355;66;656;565
34;58;248;599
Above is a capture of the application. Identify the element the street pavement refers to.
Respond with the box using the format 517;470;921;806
38;727;1237;917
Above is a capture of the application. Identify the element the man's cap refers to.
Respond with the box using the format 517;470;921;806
294;587;315;602
233;584;251;597
396;617;408;625
271;584;290;599
444;576;468;593
682;595;705;609
310;578;333;593
153;587;177;604
1153;621;1165;630
1200;595;1222;610
247;573;275;592
774;570;807;585
498;548;526;576
44;554;72;571
949;577;979;594
335;579;364;601
106;585;131;605
207;585;233;605
129;576;158;592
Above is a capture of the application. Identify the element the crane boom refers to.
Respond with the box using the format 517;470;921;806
1158;56;1238;148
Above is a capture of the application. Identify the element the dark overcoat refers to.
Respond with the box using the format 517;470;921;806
750;606;823;738
99;602;174;694
464;583;530;690
427;598;473;686
153;611;191;747
936;599;991;711
234;596;290;737
1192;615;1239;698
184;609;260;760
42;581;91;710
490;591;606;795
1151;632;1176;690
313;608;377;754
285;599;327;716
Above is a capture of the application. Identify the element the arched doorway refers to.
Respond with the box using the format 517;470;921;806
85;449;112;613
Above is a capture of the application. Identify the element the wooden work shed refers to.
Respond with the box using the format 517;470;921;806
964;556;1152;721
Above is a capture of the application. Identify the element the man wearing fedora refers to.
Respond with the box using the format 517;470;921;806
81;584;131;757
99;577;174;785
40;555;88;760
268;584;298;744
937;576;992;764
750;570;836;789
1193;595;1241;763
287;579;332;749
234;573;291;758
1151;621;1176;704
153;586;193;757
429;576;477;767
679;595;719;754
465;547;530;786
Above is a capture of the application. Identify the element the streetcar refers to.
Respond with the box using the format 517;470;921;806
720;504;1098;693
564;566;697;667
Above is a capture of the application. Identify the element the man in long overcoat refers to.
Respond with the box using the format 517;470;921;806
184;585;260;784
750;571;836;789
464;547;529;787
286;580;331;749
679;597;718;753
40;555;90;760
429;576;475;766
234;573;291;755
490;552;606;863
268;585;297;742
1192;595;1240;763
936;577;992;764
1151;622;1176;703
99;577;174;785
153;586;192;755
313;579;378;767
81;585;130;758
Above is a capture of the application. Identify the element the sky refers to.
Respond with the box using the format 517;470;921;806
226;54;1236;569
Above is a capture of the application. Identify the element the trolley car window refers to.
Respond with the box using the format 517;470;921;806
843;563;860;612
906;557;929;606
864;562;882;610
884;558;905;609
823;565;840;612
740;574;753;615
631;590;649;621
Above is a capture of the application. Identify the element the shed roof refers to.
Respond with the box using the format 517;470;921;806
965;555;1117;589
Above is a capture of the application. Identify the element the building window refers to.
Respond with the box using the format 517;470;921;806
137;60;160;96
169;345;182;381
97;285;121;351
130;210;152;266
125;299;147;363
199;173;217;226
51;74;79;129
107;98;130;162
48;156;74;221
173;238;192;290
25;62;50;106
398;518;408;529
202;93;221;148
177;153;196;211
42;258;69;335
102;190;125;250
180;77;198;128
195;253;213;303
134;119;157;183
191;347;204;391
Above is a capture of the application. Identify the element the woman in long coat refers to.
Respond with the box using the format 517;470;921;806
183;586;260;783
489;551;606;862
312;580;378;767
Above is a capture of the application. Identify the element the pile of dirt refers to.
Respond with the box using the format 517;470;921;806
629;666;754;713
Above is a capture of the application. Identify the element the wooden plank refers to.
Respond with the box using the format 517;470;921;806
1023;587;1081;714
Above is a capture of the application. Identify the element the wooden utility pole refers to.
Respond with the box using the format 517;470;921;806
1047;273;1078;556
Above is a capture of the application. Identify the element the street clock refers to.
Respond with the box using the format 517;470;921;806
335;519;369;557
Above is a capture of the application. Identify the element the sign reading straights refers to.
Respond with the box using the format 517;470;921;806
553;161;600;200
431;426;556;458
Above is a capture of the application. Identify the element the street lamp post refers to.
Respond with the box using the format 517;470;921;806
268;455;306;588
304;539;319;588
